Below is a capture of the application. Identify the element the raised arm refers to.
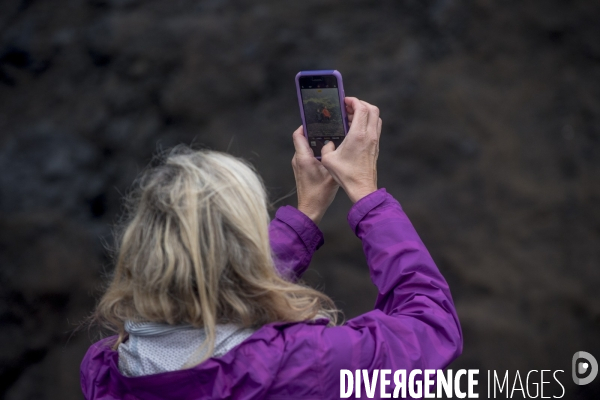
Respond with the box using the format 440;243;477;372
350;190;459;320
270;125;340;280
318;189;462;394
316;98;461;393
269;206;324;281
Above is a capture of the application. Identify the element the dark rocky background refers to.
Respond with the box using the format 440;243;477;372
1;0;599;398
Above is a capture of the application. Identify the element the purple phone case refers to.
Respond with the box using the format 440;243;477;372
295;70;349;159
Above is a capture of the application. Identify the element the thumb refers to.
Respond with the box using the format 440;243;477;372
320;140;336;158
292;126;314;157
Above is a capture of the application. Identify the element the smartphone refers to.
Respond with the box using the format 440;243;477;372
295;70;349;158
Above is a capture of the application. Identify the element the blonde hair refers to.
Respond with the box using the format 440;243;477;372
94;146;338;366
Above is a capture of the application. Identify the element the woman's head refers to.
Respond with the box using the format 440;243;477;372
95;146;337;362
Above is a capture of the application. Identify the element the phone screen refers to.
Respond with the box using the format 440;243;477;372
299;75;345;157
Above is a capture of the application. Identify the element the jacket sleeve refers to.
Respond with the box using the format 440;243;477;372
320;188;463;394
269;205;324;282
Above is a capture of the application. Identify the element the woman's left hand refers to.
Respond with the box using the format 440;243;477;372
291;126;339;225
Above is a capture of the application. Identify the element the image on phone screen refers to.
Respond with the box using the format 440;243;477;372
299;75;345;156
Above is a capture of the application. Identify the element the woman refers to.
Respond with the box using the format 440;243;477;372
322;106;331;121
81;97;462;399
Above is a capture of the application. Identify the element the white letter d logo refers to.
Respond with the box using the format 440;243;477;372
572;351;598;385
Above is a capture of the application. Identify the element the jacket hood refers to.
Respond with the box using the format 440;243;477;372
81;319;329;400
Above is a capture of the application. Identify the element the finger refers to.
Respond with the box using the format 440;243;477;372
376;118;382;155
344;97;361;115
345;103;354;117
367;105;380;135
320;140;336;158
348;100;370;133
292;126;313;157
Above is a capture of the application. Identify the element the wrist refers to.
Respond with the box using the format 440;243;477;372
297;204;324;225
345;185;378;203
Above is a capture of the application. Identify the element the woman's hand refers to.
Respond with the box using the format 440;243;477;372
320;97;381;203
292;126;339;224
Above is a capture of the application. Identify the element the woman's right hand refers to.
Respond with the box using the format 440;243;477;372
320;97;382;203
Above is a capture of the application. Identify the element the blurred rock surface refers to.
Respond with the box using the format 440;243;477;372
0;0;599;398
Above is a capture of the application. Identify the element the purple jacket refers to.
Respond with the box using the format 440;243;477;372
80;189;462;399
